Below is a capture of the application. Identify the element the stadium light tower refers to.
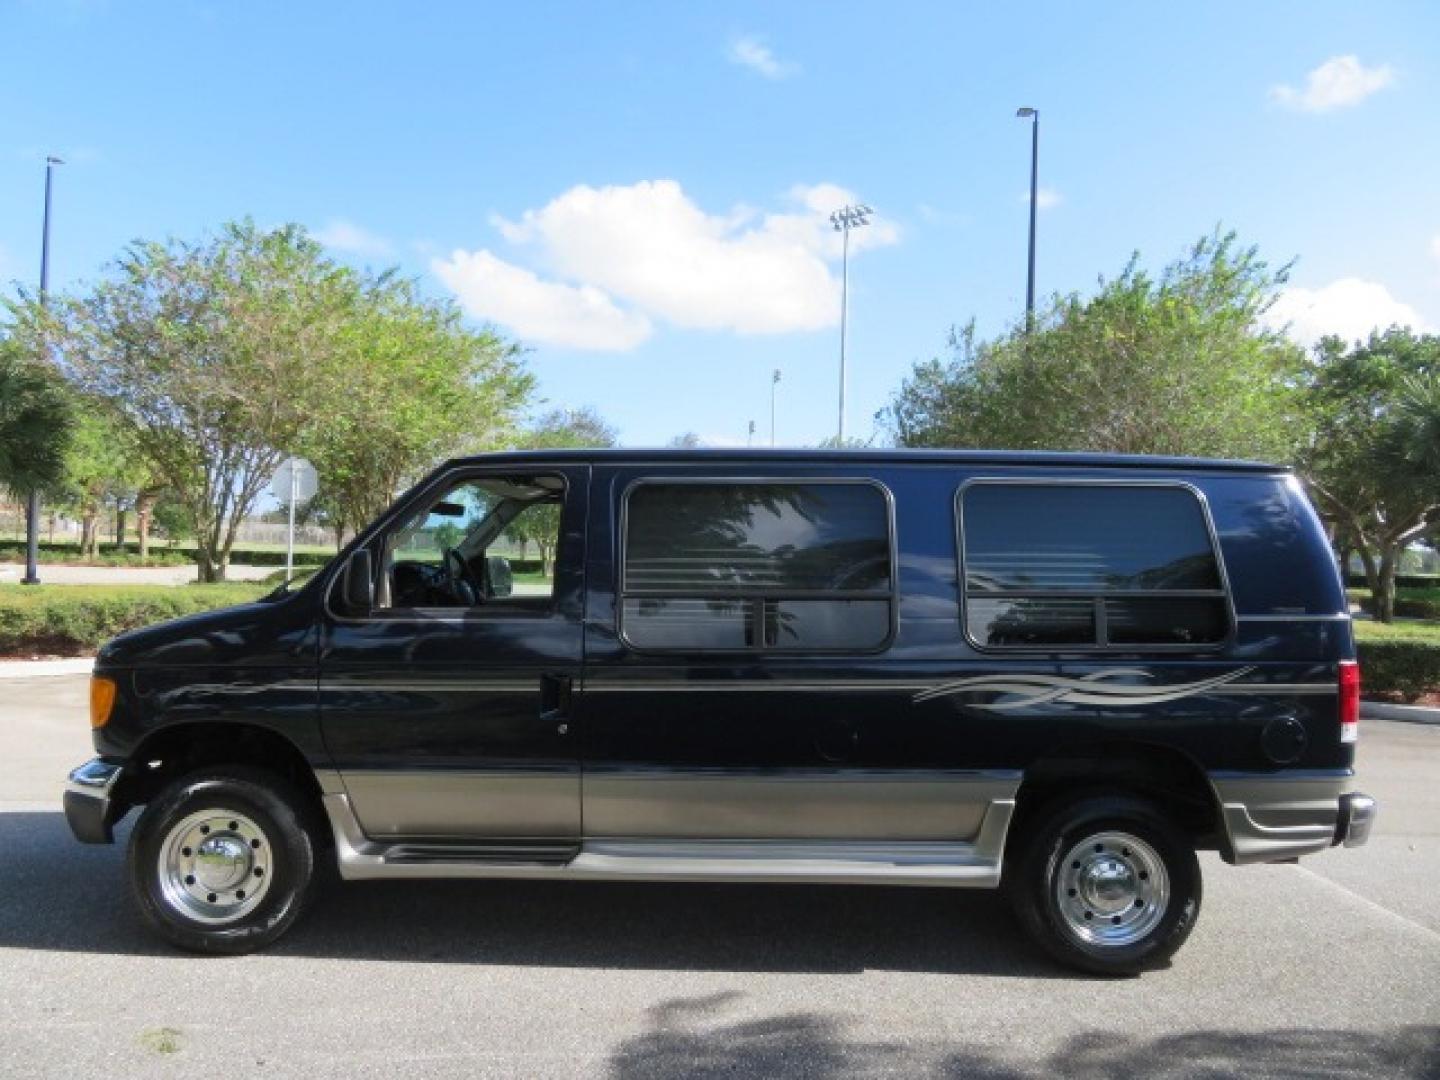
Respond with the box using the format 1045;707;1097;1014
829;203;872;443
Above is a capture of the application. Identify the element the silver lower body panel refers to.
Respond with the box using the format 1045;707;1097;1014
322;792;1016;887
1209;770;1373;864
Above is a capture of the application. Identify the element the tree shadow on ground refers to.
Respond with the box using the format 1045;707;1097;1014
608;991;1440;1079
0;812;1068;977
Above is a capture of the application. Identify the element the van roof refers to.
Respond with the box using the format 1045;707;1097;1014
446;448;1287;473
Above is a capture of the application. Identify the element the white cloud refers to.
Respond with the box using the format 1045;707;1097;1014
432;249;652;352
917;203;969;227
1264;278;1431;346
1270;55;1395;113
1430;234;1440;265
727;35;797;79
313;219;393;257
480;179;897;341
1020;187;1061;210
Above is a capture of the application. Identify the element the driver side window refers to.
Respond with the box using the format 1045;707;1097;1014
376;474;563;611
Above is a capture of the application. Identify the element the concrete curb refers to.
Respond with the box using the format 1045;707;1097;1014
0;658;94;679
1361;700;1440;725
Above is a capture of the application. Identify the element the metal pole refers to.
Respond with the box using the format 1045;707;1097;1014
23;159;60;586
1025;113;1039;327
285;461;297;583
838;223;850;443
770;370;780;447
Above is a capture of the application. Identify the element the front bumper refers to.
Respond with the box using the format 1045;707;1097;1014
63;758;126;844
1211;772;1377;865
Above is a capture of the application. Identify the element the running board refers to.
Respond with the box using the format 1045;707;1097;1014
323;793;1014;887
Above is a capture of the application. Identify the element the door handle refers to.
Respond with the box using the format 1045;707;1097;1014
540;673;573;734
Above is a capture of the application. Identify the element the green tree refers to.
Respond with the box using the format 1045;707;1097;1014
56;411;145;558
299;274;532;546
0;333;74;509
508;407;617;574
886;231;1307;462
1301;329;1440;621
11;221;360;580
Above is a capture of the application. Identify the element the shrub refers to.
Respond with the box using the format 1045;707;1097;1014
1346;573;1440;592
1353;620;1440;702
0;540;334;569
0;582;267;656
1349;587;1440;620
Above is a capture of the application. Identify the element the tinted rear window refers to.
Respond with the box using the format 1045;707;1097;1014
624;482;890;595
622;481;893;651
963;485;1221;592
960;483;1229;649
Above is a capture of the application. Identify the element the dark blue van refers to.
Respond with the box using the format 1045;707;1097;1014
64;449;1375;974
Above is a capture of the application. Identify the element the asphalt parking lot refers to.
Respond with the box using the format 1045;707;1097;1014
1;675;1436;1078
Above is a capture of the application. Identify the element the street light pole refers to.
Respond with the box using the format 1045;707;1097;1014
829;203;873;443
770;369;781;447
1016;107;1039;328
22;156;64;586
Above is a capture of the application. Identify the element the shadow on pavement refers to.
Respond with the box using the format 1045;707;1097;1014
0;811;1066;977
608;992;1440;1078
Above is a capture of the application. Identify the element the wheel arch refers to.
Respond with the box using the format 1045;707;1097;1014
116;720;329;823
1011;739;1223;854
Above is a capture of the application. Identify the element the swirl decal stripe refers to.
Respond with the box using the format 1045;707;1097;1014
913;667;1257;711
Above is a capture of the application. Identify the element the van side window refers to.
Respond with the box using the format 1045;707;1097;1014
959;483;1229;649
621;481;894;651
373;474;563;611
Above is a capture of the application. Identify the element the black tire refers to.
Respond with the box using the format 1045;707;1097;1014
1005;794;1201;976
127;766;318;955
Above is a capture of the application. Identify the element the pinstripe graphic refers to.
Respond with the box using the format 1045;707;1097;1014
913;667;1257;709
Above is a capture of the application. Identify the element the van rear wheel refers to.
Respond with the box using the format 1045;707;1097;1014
128;767;317;954
1006;794;1200;976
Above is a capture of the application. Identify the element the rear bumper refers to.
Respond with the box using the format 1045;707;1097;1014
1335;792;1377;848
63;758;126;844
1210;771;1376;865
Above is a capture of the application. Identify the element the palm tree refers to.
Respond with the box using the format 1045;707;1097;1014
0;335;73;505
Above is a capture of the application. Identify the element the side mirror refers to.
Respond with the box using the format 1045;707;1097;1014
342;549;374;612
486;554;513;598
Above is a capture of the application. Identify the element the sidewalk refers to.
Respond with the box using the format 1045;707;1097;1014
0;658;93;679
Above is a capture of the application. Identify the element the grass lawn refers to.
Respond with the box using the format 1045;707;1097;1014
1352;618;1440;643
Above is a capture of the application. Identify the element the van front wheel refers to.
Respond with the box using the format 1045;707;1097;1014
1006;794;1201;976
128;767;317;954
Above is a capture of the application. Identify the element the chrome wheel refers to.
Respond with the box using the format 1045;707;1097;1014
1054;830;1169;948
156;809;273;925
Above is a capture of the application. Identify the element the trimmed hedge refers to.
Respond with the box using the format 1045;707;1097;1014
0;583;268;656
1353;620;1440;702
1346;573;1440;591
1346;587;1440;621
0;541;193;567
0;540;334;569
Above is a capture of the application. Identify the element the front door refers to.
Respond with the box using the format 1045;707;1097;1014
319;465;587;857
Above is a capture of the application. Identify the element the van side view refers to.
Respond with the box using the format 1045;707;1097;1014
63;449;1375;975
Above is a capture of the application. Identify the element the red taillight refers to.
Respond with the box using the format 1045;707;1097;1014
1339;660;1360;743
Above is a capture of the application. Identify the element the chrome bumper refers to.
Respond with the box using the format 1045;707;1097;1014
1336;792;1377;848
63;758;126;844
1210;772;1376;865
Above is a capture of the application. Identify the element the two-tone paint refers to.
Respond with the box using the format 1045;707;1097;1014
67;449;1373;884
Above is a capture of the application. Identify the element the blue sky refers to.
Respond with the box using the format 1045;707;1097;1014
3;1;1438;448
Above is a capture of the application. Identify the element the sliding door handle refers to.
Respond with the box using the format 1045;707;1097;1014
540;673;573;733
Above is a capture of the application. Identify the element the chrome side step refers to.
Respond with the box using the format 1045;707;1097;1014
323;793;1014;887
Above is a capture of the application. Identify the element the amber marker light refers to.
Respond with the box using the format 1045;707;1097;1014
90;675;118;729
